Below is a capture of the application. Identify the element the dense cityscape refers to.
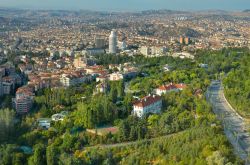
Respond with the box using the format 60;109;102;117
0;7;250;165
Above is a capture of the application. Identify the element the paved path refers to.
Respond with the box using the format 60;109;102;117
207;80;250;164
84;130;185;150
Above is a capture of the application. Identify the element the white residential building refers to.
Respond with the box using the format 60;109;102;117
60;74;92;87
156;83;187;95
132;95;162;118
109;73;123;81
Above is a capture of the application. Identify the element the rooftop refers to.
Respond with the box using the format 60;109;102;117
133;95;161;108
157;83;187;91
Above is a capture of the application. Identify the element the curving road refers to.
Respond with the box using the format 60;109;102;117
207;80;250;164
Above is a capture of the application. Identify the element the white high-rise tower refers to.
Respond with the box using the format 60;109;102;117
109;30;117;54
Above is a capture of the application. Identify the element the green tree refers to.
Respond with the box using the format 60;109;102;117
46;145;59;165
0;108;15;142
28;144;46;165
109;88;118;103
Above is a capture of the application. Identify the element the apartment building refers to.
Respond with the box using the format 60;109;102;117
12;86;34;114
60;73;91;87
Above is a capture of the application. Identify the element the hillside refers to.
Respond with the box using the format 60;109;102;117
81;127;242;164
223;52;250;118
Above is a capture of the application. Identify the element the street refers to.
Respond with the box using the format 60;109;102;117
207;80;250;164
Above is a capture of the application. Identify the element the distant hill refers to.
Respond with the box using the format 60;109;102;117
141;9;189;15
243;9;250;12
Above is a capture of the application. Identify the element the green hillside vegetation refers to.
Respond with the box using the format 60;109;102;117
223;53;250;117
196;48;250;117
1;48;248;164
80;127;242;165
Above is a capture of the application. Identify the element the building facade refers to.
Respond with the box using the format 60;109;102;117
109;30;117;54
60;74;92;87
156;83;187;95
12;86;34;114
132;95;162;117
109;73;123;81
95;37;105;48
140;46;167;57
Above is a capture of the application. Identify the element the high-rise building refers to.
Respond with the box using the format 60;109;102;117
95;37;105;48
109;30;117;54
185;37;190;45
179;36;184;44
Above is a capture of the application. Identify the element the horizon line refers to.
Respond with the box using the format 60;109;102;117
0;6;249;13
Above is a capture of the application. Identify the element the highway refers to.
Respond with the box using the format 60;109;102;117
207;80;250;164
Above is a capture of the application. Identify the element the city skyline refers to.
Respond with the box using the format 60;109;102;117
0;0;249;11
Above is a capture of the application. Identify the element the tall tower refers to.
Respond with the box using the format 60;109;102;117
185;37;190;45
109;30;117;54
179;36;184;44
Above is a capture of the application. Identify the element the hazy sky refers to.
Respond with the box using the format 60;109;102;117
0;0;249;11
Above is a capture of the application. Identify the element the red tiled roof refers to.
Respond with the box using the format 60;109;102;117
86;65;104;70
157;83;187;91
16;86;34;96
133;95;161;108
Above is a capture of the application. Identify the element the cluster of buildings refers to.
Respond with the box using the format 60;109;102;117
95;63;139;94
0;10;249;63
0;9;249;119
3;47;139;114
132;83;187;117
0;63;35;115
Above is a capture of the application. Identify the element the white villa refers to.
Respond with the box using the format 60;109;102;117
132;94;162;118
156;83;187;95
